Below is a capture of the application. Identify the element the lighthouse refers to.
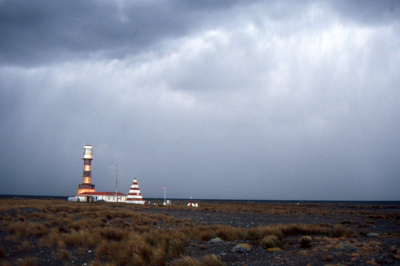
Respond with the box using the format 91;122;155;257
77;145;96;194
68;145;128;202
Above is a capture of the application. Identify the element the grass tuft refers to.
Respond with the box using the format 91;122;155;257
1;198;382;265
260;235;284;249
201;254;226;266
299;236;312;248
167;255;225;266
18;240;30;251
16;257;38;266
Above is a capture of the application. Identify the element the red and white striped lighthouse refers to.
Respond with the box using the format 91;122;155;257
126;178;145;204
77;145;96;194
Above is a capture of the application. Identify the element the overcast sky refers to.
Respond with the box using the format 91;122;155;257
1;0;399;201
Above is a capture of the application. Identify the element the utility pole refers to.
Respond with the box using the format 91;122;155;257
162;187;166;205
115;164;118;202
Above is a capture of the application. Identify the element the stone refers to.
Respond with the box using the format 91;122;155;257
210;237;223;243
367;233;379;237
232;243;252;253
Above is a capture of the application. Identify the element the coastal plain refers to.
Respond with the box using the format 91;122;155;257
0;199;399;265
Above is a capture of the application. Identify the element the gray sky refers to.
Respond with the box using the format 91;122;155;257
1;0;399;200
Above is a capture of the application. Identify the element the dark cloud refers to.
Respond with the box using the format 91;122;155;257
0;0;399;200
330;0;400;25
0;0;258;66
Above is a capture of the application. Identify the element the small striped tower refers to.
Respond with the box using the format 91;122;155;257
126;178;145;204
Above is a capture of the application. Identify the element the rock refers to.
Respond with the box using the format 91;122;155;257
337;243;357;251
231;243;252;253
367;233;379;237
376;255;391;264
210;237;223;243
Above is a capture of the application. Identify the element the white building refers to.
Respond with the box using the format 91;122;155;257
68;191;127;203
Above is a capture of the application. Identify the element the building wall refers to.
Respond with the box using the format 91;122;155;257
94;195;126;203
68;195;127;203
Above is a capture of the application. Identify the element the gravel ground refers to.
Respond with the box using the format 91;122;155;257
140;204;400;266
1;202;399;265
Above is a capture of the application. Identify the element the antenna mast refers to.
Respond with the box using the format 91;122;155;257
115;164;118;202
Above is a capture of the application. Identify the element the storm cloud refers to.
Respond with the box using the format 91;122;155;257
0;0;399;200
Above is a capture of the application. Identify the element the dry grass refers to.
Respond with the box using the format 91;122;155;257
18;240;30;252
167;255;225;266
323;254;333;261
299;236;312;248
0;198;397;265
260;235;283;249
16;257;38;266
57;249;71;260
0;246;5;258
1;198;397;219
7;221;48;238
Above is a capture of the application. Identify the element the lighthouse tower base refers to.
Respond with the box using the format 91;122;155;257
77;183;96;194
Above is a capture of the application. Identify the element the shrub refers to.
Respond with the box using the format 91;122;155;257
0;245;5;258
330;224;354;238
260;235;283;249
16;257;38;266
119;233;154;264
257;225;284;239
245;228;260;240
131;253;147;266
215;227;241;241
340;220;357;225
167;255;225;266
150;248;167;266
199;231;214;241
26;222;48;237
99;227;125;241
7;221;26;236
57;249;71;259
6;235;20;243
132;241;152;263
18;240;30;251
95;240;119;260
39;228;60;247
267;247;283;252
167;256;201;266
299;236;312;248
166;238;187;258
201;254;226;266
280;224;328;237
57;240;67;249
323;255;333;261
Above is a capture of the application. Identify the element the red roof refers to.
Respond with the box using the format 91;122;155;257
76;192;127;196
